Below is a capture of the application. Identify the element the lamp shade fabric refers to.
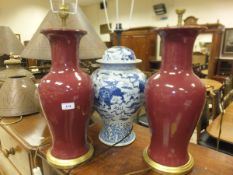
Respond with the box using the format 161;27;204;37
0;26;24;55
21;6;107;60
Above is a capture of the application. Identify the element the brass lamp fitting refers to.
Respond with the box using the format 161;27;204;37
59;4;69;27
4;52;21;65
176;9;186;26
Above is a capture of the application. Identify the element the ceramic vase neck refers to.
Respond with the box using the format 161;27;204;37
159;28;199;72
41;29;86;71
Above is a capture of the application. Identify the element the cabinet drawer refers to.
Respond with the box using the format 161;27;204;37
0;127;32;175
0;151;21;175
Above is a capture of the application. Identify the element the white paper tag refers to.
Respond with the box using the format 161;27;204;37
61;102;75;110
33;167;43;175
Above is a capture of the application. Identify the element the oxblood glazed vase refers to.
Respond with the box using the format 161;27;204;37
91;46;146;146
143;27;206;175
38;29;94;169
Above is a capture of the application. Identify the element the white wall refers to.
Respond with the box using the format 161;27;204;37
0;0;99;43
1;0;233;44
0;0;50;42
82;0;233;41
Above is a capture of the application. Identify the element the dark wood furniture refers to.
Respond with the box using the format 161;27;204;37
216;59;233;76
199;23;225;78
1;113;233;175
111;24;224;77
112;27;157;71
149;59;161;73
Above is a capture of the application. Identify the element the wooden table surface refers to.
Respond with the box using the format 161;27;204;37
39;122;233;175
201;78;222;92
0;113;50;150
207;103;233;144
226;102;233;113
201;69;208;76
2;114;233;175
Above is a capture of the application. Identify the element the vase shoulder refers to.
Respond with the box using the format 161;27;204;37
147;71;205;95
41;69;90;82
92;67;146;94
39;70;93;100
92;66;146;120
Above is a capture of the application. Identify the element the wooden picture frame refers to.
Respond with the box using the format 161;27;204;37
100;23;112;34
222;28;233;56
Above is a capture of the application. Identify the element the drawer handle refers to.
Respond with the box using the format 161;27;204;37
2;148;15;158
0;141;15;158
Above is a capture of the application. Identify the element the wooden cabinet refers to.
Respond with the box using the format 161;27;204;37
112;27;157;71
0;114;50;175
0;127;32;175
0;152;21;175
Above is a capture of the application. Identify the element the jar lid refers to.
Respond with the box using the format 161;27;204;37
96;46;141;64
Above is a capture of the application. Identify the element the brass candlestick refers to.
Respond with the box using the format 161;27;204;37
176;9;186;26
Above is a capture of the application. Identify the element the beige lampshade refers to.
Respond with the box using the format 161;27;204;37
0;76;39;117
0;26;24;55
21;6;107;60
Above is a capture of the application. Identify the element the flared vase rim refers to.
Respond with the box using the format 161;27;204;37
155;25;207;32
40;28;87;35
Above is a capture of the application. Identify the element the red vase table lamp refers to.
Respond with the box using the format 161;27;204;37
143;25;206;174
38;28;94;169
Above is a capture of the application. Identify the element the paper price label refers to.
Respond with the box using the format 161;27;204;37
61;102;75;110
32;167;42;175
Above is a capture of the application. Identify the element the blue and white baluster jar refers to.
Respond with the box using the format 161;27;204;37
91;46;146;146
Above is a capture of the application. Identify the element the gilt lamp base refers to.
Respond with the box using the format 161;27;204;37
143;148;194;175
46;144;94;169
